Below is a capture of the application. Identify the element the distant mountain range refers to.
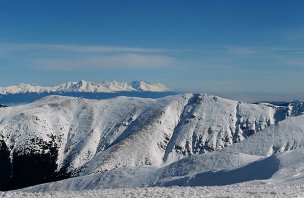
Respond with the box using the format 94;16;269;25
0;80;171;95
0;80;175;105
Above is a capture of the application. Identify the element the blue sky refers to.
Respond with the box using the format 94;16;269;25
0;0;304;101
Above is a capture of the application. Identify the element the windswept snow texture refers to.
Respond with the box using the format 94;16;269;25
3;184;304;198
1;93;304;196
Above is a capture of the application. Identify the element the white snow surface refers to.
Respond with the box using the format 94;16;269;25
1;94;304;197
2;183;304;198
0;80;170;94
12;122;304;197
0;93;297;174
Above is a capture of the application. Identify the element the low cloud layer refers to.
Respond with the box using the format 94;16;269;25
0;43;175;71
32;53;175;71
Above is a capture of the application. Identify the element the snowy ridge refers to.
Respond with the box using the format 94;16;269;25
19;115;304;194
1;93;304;192
0;80;170;94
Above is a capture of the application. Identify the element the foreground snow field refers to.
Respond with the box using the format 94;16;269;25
2;183;304;198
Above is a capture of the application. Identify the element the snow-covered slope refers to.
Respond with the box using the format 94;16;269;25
20;114;304;193
6;183;304;198
0;93;304;191
0;80;170;95
156;113;304;187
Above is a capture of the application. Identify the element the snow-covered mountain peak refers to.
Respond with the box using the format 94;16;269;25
1;93;304;191
129;80;170;92
0;80;171;95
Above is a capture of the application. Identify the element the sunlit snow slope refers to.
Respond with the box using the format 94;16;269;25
0;94;304;191
22;114;304;193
